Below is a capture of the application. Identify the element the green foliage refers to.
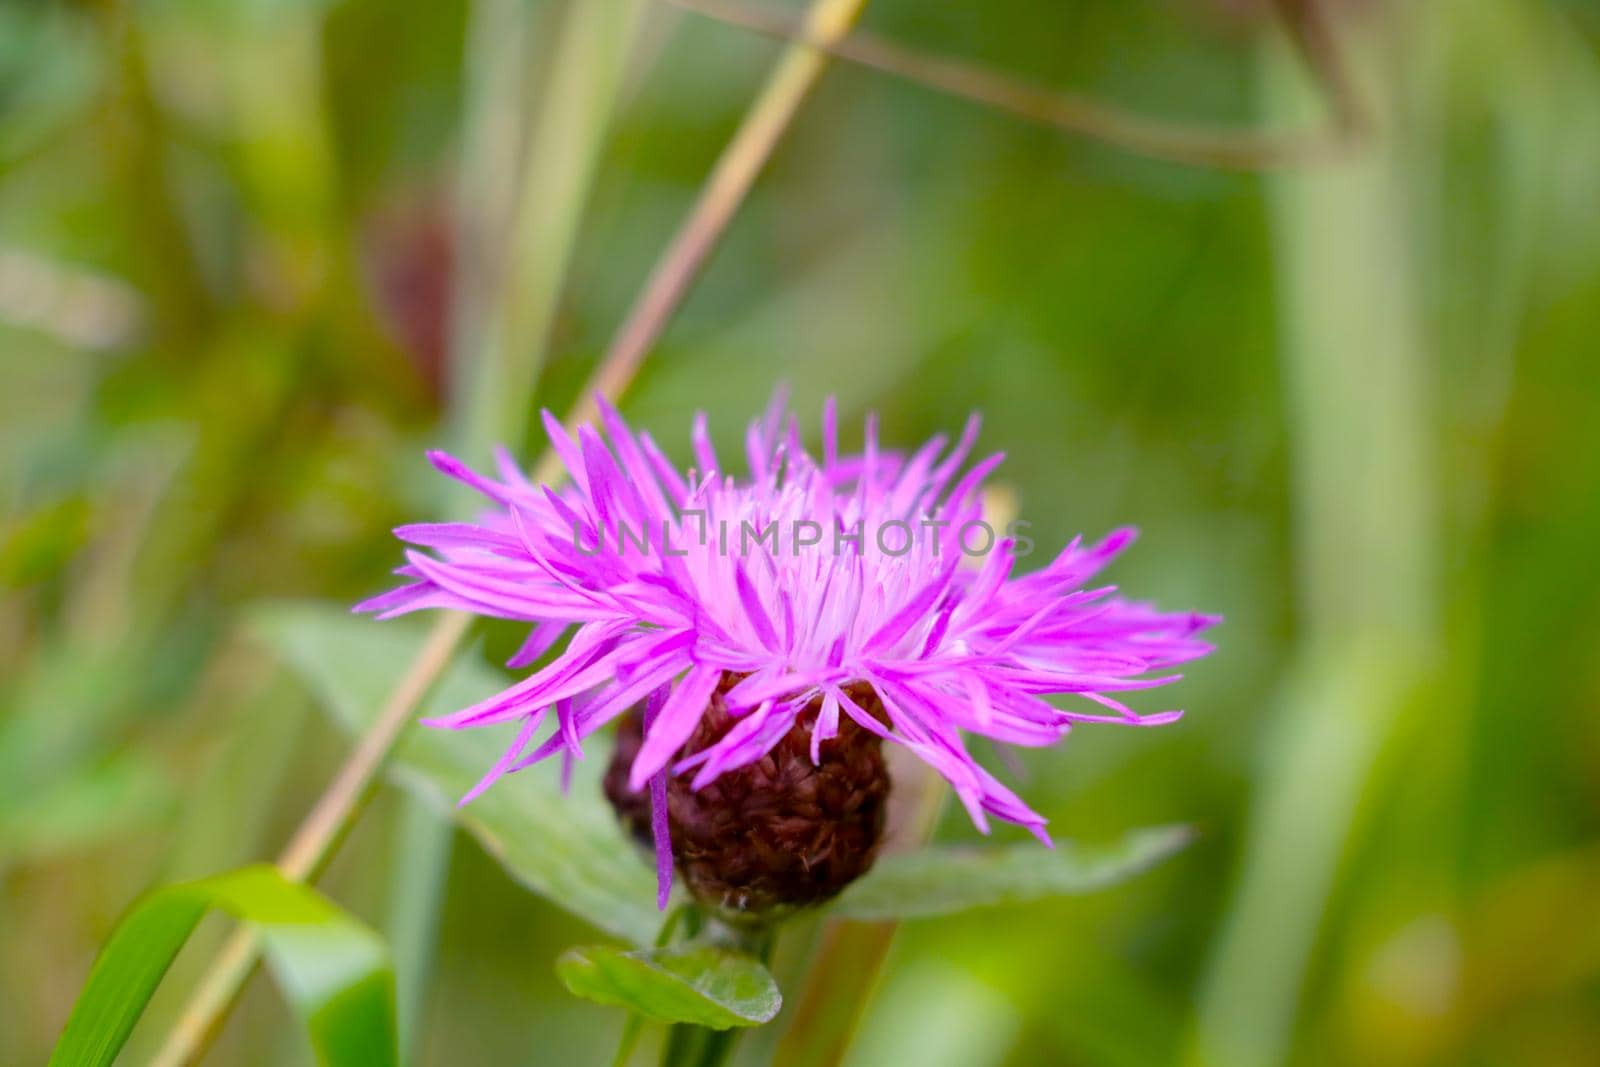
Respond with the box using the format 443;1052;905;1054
830;826;1193;922
557;943;782;1029
251;601;663;944
49;865;395;1067
7;0;1600;1062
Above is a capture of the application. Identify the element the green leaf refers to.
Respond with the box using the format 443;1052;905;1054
250;601;662;945
556;944;781;1029
49;865;395;1067
828;825;1193;922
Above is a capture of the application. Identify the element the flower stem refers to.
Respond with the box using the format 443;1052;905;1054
663;1024;738;1067
533;0;872;482
772;920;896;1067
771;759;945;1067
609;1015;646;1067
668;0;1368;171
604;906;693;1067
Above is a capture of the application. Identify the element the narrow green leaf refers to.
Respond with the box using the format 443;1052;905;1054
557;944;781;1029
49;865;395;1067
250;601;662;944
828;825;1193;922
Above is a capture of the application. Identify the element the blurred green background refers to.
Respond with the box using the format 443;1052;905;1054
4;0;1600;1064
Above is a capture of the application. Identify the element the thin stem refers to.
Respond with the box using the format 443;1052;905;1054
663;1024;738;1067
655;904;690;947
149;610;473;1067
532;0;871;483
605;907;697;1066
751;925;777;966
282;611;476;879
772;921;896;1067
608;1014;646;1067
668;0;1370;171
452;0;647;479
772;760;945;1067
696;1029;738;1067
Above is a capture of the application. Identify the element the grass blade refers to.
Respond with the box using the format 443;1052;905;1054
50;865;395;1067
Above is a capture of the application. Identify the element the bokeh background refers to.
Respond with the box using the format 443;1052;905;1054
4;0;1600;1064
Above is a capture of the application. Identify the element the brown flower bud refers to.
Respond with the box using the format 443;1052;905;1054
604;676;890;919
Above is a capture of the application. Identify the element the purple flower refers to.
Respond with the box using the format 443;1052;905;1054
359;393;1218;909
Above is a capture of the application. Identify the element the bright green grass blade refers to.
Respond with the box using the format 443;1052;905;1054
49;865;395;1067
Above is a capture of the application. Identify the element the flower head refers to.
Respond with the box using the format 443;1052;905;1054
359;392;1218;912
